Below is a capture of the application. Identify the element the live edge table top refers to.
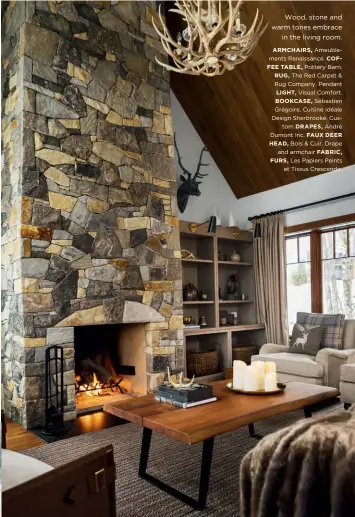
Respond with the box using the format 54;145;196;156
104;381;339;445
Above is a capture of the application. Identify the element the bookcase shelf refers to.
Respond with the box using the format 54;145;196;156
218;261;252;266
219;300;253;304
183;301;214;305
182;258;214;264
180;220;266;377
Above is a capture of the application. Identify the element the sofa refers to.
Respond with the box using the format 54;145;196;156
252;319;355;388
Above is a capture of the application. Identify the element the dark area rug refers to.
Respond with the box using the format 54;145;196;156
24;401;342;517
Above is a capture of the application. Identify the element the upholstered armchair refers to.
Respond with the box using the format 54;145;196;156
252;319;355;388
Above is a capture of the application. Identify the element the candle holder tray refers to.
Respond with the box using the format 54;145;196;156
226;382;286;395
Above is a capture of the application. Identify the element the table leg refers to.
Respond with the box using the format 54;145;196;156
138;427;214;510
304;406;312;418
248;423;263;440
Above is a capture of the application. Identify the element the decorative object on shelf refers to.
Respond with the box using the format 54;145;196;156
189;215;217;234
167;367;195;389
229;250;241;263
227;274;239;299
183;282;198;301
220;316;227;326
199;290;208;301
152;0;267;76
240;293;248;301
219;287;223;300
183;316;193;325
198;315;208;327
181;249;195;259
175;133;209;213
227;311;238;326
187;350;219;377
229;360;282;394
232;345;257;364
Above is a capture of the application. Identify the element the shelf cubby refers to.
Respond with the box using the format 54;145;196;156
179;220;266;377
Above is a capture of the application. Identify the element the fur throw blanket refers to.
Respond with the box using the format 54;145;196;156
240;406;355;517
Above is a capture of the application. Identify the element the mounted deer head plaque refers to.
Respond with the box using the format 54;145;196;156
174;132;210;213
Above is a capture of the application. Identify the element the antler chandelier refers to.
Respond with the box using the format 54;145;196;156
152;0;267;76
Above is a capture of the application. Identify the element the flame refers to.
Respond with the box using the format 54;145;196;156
76;372;104;397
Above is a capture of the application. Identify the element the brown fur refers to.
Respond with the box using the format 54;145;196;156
240;406;355;517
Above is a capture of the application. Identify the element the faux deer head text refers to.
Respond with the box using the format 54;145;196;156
174;133;210;213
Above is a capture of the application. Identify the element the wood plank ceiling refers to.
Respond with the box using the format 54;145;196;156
167;1;355;198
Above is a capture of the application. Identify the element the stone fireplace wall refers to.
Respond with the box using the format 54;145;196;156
1;1;183;428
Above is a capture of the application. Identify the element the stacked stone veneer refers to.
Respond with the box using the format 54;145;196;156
1;1;183;428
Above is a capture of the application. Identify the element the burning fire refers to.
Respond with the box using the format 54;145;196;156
75;372;105;397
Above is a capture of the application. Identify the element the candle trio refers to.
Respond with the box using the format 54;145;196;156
233;360;278;392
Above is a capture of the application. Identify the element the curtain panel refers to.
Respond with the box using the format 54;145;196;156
254;214;289;346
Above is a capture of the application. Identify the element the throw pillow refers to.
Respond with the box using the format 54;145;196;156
297;312;345;350
289;323;323;355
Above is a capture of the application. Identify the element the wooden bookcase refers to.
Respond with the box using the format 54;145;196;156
180;220;265;382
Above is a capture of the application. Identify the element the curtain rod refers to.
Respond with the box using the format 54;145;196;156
248;192;355;222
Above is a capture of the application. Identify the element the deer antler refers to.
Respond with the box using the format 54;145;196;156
193;146;209;180
152;1;267;76
174;132;191;177
167;367;195;389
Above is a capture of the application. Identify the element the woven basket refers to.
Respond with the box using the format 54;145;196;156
187;350;219;377
232;345;258;365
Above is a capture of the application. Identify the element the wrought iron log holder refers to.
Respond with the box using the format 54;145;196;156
75;378;124;395
43;345;67;436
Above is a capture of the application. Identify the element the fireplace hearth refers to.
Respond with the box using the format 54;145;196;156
74;324;145;414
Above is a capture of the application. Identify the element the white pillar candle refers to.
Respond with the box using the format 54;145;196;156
256;370;265;391
251;360;265;373
233;360;246;390
265;361;276;374
243;365;257;391
265;372;277;391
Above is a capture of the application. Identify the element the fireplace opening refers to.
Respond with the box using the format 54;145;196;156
74;324;147;414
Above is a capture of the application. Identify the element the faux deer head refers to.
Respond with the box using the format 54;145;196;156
174;132;210;213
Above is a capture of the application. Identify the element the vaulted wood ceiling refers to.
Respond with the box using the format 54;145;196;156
167;1;355;198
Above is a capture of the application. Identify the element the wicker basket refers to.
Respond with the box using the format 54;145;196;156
232;345;258;365
187;350;219;377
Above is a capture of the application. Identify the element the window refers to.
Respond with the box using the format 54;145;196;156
322;228;355;318
286;234;311;334
286;224;355;331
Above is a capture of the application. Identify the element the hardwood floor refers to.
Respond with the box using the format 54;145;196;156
5;419;45;451
5;411;125;448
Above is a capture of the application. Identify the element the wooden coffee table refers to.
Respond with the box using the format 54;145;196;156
104;381;338;510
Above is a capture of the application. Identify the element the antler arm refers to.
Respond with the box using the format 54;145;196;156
193;145;210;179
174;133;191;177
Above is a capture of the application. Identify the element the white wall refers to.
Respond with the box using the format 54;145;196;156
171;93;355;229
171;93;239;226
236;165;355;229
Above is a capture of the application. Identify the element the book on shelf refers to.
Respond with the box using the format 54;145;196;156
183;324;200;329
158;382;214;403
155;395;217;409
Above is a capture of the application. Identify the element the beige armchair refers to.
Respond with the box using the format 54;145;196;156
252;319;355;388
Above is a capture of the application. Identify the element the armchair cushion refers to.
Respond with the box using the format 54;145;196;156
252;352;323;378
258;343;290;354
297;312;345;350
340;363;355;383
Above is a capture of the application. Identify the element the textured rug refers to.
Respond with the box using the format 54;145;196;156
24;402;342;517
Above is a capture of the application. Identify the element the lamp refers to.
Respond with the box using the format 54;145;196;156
189;216;217;234
253;222;262;239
